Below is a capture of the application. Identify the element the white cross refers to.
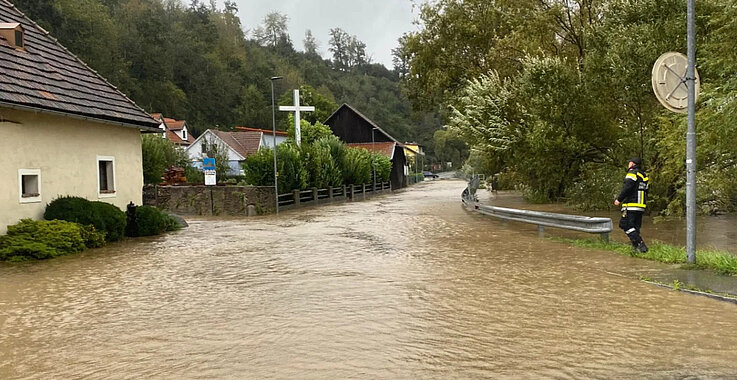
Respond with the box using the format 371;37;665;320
279;89;315;146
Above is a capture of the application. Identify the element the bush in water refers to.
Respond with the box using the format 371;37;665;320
0;219;105;261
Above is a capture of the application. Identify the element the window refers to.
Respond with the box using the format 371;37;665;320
181;128;187;141
18;169;41;203
97;156;116;197
14;29;23;48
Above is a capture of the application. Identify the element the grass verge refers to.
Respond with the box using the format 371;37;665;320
553;238;737;276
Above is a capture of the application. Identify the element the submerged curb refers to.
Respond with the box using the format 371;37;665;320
641;279;737;305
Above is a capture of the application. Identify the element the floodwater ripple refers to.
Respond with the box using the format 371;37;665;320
1;180;737;379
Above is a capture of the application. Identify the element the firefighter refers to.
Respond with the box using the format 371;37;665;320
614;157;649;252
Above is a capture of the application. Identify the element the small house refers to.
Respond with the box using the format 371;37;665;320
185;129;273;176
0;1;160;233
151;113;195;147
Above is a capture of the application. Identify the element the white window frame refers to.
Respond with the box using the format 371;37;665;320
18;169;42;204
96;155;116;198
181;127;187;141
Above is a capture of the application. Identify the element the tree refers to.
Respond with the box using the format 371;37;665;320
392;34;411;79
303;29;319;57
253;11;290;49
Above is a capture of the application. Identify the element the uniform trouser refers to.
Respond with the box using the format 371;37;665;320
619;210;644;247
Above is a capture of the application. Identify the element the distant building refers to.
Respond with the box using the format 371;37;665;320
0;2;160;233
324;104;411;189
151;113;194;146
185;129;288;176
403;142;425;173
234;126;288;149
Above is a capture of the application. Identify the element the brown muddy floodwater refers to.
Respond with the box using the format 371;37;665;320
1;180;737;379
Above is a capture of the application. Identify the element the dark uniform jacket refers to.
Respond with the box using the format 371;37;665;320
616;167;649;211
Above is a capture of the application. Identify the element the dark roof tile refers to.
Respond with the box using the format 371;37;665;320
0;0;158;130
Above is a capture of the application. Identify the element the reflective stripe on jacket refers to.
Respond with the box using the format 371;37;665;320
617;168;649;211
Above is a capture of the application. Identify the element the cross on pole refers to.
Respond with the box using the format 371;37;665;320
279;89;315;146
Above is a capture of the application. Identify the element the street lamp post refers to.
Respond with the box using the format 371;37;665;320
270;76;283;214
372;128;376;192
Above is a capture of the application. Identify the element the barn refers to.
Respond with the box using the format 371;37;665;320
324;104;413;189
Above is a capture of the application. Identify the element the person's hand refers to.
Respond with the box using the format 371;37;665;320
614;200;620;206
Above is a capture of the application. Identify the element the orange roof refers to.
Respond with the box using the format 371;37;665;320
347;142;397;159
235;126;288;136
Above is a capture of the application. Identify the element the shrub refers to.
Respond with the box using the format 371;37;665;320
372;153;392;183
89;201;126;242
304;139;343;189
130;206;181;237
43;196;92;223
0;219;105;261
44;196;126;242
342;147;372;185
243;142;307;193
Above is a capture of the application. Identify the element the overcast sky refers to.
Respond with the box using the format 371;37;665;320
228;0;420;68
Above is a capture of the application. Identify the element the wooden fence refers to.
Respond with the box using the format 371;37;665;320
278;182;391;210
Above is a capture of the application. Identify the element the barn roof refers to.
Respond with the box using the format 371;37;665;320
325;104;399;144
0;0;159;130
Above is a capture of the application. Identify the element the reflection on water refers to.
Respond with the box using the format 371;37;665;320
1;180;737;379
484;190;737;254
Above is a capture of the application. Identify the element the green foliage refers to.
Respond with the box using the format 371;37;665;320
88;201;127;242
433;129;469;169
201;138;232;181
130;206;180;237
44;197;126;242
0;219;105;261
407;0;737;213
342;147;372;185
287;117;334;145
279;85;338;125
303;138;343;189
141;134;189;185
372;152;392;183
15;0;440;154
560;238;737;276
243;142;308;193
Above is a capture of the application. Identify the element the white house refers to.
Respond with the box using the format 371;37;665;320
0;1;161;234
151;113;194;147
186;129;264;176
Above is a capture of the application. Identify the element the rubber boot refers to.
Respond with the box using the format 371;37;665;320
637;241;649;253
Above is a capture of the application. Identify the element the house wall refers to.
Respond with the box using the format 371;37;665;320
260;134;287;149
0;108;145;234
185;130;244;176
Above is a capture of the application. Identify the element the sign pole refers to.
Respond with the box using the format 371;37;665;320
270;76;283;214
686;0;696;263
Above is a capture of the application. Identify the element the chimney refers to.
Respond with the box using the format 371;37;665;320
0;23;24;49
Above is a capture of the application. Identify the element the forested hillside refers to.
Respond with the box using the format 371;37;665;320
14;0;440;153
399;0;737;215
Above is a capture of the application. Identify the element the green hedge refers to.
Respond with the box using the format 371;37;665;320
0;219;105;261
129;206;181;237
44;196;126;242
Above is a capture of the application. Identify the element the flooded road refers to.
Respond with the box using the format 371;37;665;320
1;180;737;379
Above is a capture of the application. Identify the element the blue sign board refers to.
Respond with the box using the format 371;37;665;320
203;158;216;170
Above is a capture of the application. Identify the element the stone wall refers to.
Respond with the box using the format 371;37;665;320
144;185;275;216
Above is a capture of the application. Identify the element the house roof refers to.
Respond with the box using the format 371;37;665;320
325;104;399;144
211;130;262;158
0;0;159;130
347;142;397;160
235;126;288;136
151;113;193;145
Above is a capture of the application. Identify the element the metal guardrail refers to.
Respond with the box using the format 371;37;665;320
462;188;613;241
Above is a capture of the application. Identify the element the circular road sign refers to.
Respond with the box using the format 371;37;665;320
652;52;700;114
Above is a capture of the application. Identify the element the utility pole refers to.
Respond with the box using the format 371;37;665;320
686;0;696;263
